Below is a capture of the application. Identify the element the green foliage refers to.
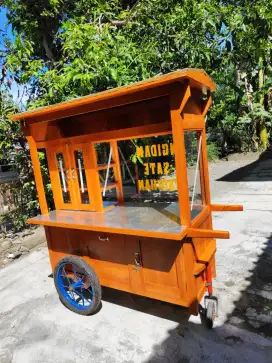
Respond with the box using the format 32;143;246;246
1;0;272;229
207;142;219;162
2;0;271;154
0;92;53;231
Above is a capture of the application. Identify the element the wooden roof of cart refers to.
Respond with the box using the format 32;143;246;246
11;68;216;124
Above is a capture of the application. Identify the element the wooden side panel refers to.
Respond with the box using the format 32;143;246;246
45;226;71;270
30;122;62;142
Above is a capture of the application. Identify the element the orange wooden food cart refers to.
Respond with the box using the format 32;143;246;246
11;69;242;328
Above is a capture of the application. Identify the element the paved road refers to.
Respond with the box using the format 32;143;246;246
0;154;271;362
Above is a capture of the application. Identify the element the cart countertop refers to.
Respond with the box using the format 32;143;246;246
28;205;187;240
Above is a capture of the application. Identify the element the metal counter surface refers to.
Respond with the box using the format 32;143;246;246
28;205;186;240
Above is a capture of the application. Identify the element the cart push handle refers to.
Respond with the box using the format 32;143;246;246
187;228;230;239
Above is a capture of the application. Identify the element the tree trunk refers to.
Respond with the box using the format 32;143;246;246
244;74;258;150
258;55;267;150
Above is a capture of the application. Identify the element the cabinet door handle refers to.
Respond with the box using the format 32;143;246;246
71;169;76;179
99;236;109;242
65;169;71;180
134;252;141;266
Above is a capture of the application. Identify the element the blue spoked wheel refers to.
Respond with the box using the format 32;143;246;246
54;256;101;315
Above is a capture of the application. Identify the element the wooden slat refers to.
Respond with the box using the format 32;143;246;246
97;163;115;170
202;94;212;117
182;115;204;130
187;228;230;239
100;182;118;191
211;204;243;212
35;122;172;149
196;240;216;264
178;83;191;113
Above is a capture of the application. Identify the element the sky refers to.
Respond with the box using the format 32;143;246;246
0;7;27;104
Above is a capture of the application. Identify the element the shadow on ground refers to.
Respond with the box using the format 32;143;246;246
102;286;190;324
101;230;272;362
225;233;272;337
217;151;272;182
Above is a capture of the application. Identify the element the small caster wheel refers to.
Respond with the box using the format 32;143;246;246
54;255;101;315
206;301;216;329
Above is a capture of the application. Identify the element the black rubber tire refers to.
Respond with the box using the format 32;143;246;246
206;301;216;329
54;255;102;316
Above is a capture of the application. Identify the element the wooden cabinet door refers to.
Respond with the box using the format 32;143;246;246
128;237;183;302
47;145;78;210
85;232;131;289
47;143;96;211
69;143;95;211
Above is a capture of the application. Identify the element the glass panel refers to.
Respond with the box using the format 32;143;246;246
100;167;117;205
184;131;204;220
38;148;55;211
95;142;117;207
95;142;111;166
74;150;90;204
56;152;71;204
117;135;179;223
99;167;116;189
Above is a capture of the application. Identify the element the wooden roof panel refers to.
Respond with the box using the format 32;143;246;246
11;68;215;123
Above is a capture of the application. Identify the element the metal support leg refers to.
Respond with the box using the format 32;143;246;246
204;263;218;316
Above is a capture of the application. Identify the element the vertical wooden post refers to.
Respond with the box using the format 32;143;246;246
0;185;4;214
197;131;207;206
89;142;104;212
27;136;48;215
170;84;191;227
45;148;62;210
110;140;124;204
201;93;212;206
201;127;211;206
183;241;198;315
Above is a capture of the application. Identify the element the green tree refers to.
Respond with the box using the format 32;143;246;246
222;0;272;150
2;0;272;153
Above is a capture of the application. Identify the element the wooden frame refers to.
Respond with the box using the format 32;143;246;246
11;69;242;317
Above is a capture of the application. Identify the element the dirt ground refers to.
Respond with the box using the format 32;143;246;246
0;226;46;269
